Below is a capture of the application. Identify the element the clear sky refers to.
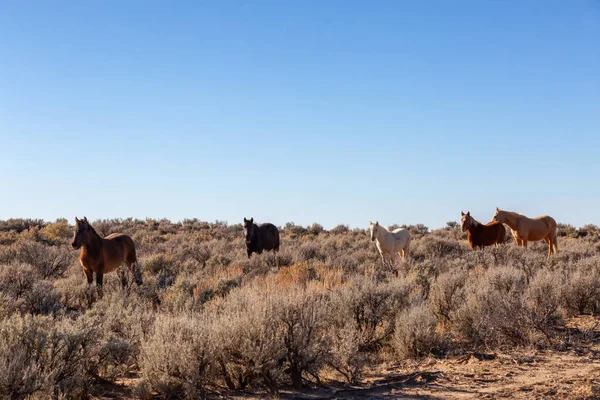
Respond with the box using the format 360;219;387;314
1;1;598;229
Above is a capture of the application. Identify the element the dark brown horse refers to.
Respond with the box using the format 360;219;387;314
461;211;505;250
71;217;142;295
243;217;280;258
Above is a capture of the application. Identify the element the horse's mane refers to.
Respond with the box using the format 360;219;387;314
468;215;480;227
377;224;391;232
85;222;100;237
503;210;525;218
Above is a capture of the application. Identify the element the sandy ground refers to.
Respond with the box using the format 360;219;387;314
94;316;600;399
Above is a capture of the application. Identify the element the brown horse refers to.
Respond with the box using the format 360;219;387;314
243;217;280;258
71;217;142;295
461;211;505;250
492;208;558;258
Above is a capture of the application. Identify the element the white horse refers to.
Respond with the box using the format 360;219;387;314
369;221;411;264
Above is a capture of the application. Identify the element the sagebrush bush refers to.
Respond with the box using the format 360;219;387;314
14;240;74;279
0;217;599;396
140;313;213;399
561;258;600;315
211;288;284;392
0;314;98;400
393;303;441;359
429;268;468;325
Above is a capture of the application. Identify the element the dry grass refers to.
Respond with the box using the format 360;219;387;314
0;218;598;398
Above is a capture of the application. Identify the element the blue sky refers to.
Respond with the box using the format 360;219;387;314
1;1;598;229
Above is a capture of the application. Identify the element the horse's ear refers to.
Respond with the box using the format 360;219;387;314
75;217;80;224
243;217;247;223
375;221;379;225
461;212;464;216
466;211;470;216
369;221;372;225
83;216;88;224
250;218;253;223
496;207;500;212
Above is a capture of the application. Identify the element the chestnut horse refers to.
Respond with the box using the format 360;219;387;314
492;208;558;258
461;211;505;250
71;217;142;295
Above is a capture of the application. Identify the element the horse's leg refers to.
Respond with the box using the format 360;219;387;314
552;234;559;255
511;230;521;246
544;238;552;258
84;268;93;286
96;268;104;298
118;265;127;289
130;262;143;286
522;240;528;249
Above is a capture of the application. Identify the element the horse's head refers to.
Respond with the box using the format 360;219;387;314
369;221;379;241
460;211;472;232
72;216;91;249
243;217;255;244
492;207;504;223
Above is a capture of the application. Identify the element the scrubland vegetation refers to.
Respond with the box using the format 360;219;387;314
0;218;599;398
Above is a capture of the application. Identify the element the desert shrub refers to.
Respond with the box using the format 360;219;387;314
212;286;331;391
453;267;548;348
563;267;600;315
42;218;73;243
275;288;330;388
13;240;74;279
307;223;325;235
331;278;411;351
0;263;37;299
429;269;468;324
211;289;284;392
131;380;154;400
325;311;368;384
404;224;429;235
87;291;155;381
140;313;213;399
393;303;441;359
205;253;231;270
295;242;326;263
0;218;45;233
0;314;98;400
413;236;465;260
284;222;307;236
55;272;98;311
525;270;563;335
330;224;350;235
0;264;59;316
141;253;176;288
23;281;61;316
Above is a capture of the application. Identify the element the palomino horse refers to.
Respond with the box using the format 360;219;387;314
461;211;505;250
71;217;142;295
369;221;411;270
492;208;558;258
